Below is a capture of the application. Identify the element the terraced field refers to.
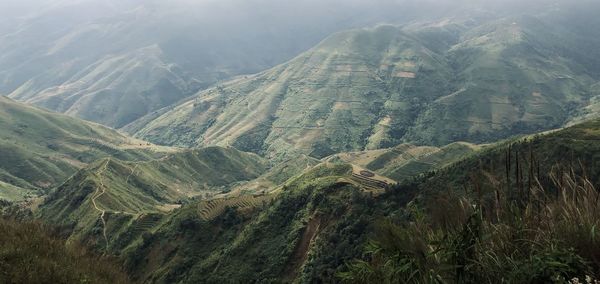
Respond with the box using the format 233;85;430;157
134;17;600;159
197;194;277;221
0;96;165;201
327;165;396;195
128;213;164;236
334;142;481;181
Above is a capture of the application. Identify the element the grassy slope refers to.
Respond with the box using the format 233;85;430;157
124;163;373;283
332;142;481;181
37;146;267;250
405;16;594;145
416;118;600;196
0;96;167;202
132;24;453;159
11;46;201;128
134;15;598;159
0;218;131;284
337;122;600;283
121;118;600;283
2;1;431;129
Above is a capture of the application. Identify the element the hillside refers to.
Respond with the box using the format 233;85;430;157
11;46;202;128
37;146;267;249
122;117;600;283
132;14;600;159
0;96;166;202
122;162;389;283
0;0;439;128
18;115;600;283
332;142;482;181
0;218;131;284
337;123;600;283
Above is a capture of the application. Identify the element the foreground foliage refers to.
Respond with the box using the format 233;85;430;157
339;167;600;283
0;218;131;284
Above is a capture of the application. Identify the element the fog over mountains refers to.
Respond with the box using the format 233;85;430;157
0;0;451;127
4;0;592;128
3;1;600;283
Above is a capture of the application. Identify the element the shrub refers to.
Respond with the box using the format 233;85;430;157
0;218;131;283
339;167;599;283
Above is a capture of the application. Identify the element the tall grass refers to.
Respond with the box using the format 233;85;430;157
339;162;600;283
0;218;131;284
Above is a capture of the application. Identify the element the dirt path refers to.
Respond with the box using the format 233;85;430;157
283;216;322;281
125;163;139;184
91;159;110;252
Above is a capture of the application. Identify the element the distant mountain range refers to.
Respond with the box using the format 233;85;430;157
3;1;600;283
129;9;600;159
1;0;448;128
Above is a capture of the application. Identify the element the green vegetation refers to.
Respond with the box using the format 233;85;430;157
12;46;202;128
0;96;166;202
123;162;378;283
135;13;600;159
7;87;600;284
1;1;426;129
119;118;600;283
339;166;600;283
333;142;481;181
4;3;600;283
37;146;267;251
0;218;130;284
337;119;600;283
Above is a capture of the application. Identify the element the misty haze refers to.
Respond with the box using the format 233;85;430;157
1;0;600;283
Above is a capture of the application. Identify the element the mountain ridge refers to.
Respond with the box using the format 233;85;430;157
132;15;600;159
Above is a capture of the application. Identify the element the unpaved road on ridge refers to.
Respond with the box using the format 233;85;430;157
91;159;110;251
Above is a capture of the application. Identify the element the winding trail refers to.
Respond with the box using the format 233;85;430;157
91;159;110;252
125;163;139;184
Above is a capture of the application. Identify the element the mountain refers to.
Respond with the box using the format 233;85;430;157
4;1;600;282
37;146;267;249
122;117;600;283
15;94;600;283
0;96;166;202
0;0;451;128
331;142;482;181
122;162;379;283
11;46;201;128
131;12;600;159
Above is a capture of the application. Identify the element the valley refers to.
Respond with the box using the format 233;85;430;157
2;1;600;283
131;15;600;160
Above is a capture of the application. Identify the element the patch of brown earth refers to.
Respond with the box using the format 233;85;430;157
395;71;416;78
283;215;324;281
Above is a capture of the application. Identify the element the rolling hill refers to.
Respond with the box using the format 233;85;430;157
17;104;600;283
122;116;600;283
331;142;482;181
0;0;445;128
11;46;202;128
0;96;167;202
37;146;267;250
3;1;600;282
131;13;600;159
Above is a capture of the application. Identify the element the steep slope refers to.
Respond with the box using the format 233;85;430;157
123;163;384;283
37;146;267;250
0;96;165;201
126;117;600;283
405;16;595;145
1;0;444;128
134;15;599;159
133;25;454;158
417;118;600;194
333;142;482;181
0;218;131;284
12;46;200;128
